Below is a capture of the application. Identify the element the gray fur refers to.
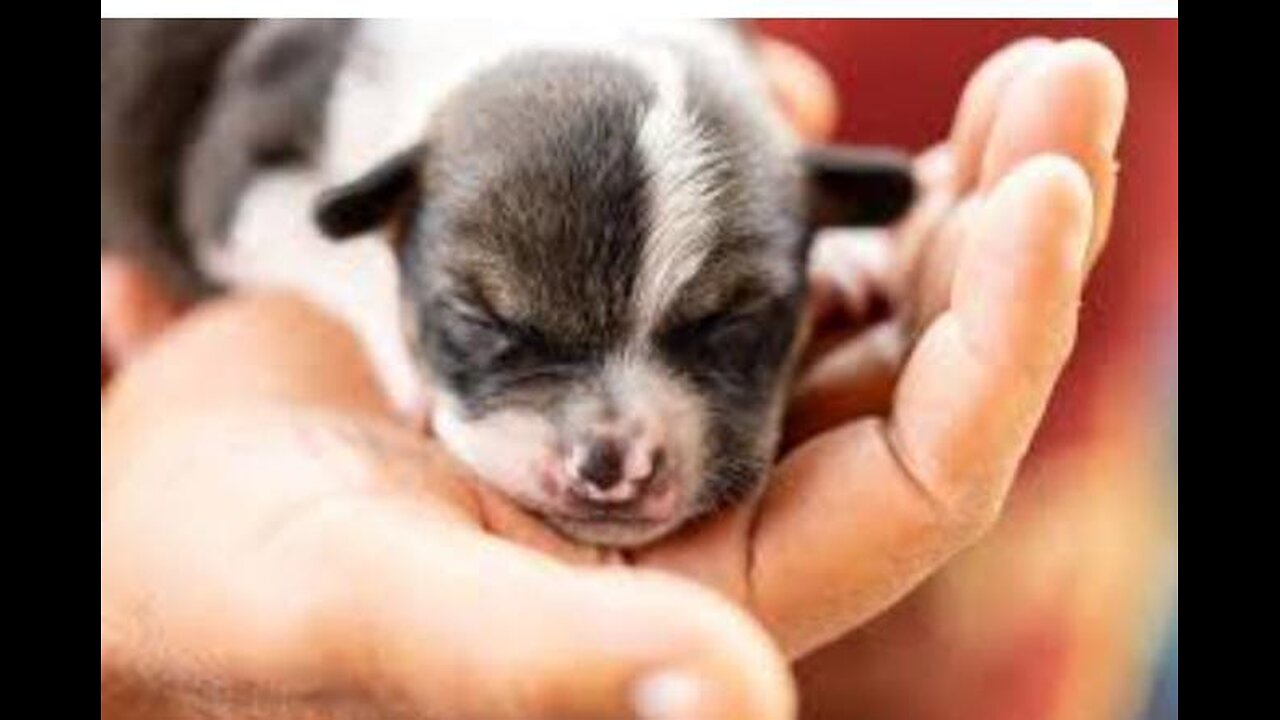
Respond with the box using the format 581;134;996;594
390;46;811;528
101;19;354;294
101;19;251;295
403;52;656;415
181;20;355;247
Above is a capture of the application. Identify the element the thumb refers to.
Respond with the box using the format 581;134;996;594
325;512;796;720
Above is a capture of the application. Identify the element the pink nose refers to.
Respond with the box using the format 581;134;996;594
565;437;662;504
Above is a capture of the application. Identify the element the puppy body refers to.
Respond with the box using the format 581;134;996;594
104;20;913;546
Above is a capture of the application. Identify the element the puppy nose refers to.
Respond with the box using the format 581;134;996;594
567;437;661;503
576;439;625;490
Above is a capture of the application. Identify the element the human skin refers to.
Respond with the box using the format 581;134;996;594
101;36;1125;720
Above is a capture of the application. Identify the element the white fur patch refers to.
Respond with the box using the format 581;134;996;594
431;395;559;506
202;170;427;418
628;49;727;336
322;20;739;184
608;24;800;337
429;351;707;511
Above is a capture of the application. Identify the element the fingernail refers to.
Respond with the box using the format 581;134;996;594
632;669;704;720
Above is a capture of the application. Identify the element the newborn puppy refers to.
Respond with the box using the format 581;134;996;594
113;20;914;546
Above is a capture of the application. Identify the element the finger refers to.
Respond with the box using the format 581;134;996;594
912;39;1126;332
324;508;796;720
980;39;1127;267
757;37;839;143
908;38;1056;317
101;255;187;366
784;321;904;449
748;155;1094;656
914;143;955;191
905;195;982;334
896;154;1092;523
779;40;1126;466
889;145;959;319
949;37;1055;191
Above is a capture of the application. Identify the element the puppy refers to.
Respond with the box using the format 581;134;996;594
102;20;914;546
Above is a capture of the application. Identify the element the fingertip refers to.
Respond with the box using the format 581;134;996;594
950;37;1056;188
1000;153;1094;209
757;36;839;143
991;35;1057;60
913;144;957;190
1056;38;1129;150
633;668;705;720
990;153;1094;270
1049;39;1131;165
980;38;1128;192
610;570;797;720
370;557;795;720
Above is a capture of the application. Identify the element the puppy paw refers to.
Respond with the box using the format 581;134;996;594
809;228;897;328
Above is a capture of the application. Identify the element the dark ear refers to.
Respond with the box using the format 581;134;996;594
314;143;425;240
802;145;917;229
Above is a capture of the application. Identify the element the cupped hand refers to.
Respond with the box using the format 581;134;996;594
649;36;1128;656
101;37;1125;719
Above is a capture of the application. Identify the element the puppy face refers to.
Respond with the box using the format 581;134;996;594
317;50;912;546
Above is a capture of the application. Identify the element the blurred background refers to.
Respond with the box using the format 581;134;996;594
754;20;1178;720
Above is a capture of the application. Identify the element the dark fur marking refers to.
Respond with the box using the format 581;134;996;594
803;145;917;228
400;52;657;416
101;19;252;295
314;144;424;239
101;20;358;294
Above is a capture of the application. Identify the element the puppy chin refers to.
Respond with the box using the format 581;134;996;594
542;512;686;548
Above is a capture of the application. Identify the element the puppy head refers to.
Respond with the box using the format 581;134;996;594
316;50;913;546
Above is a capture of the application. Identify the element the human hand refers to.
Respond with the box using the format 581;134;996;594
102;294;797;720
101;36;1125;719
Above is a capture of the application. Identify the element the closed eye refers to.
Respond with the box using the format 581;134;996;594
440;296;533;343
434;308;512;360
679;309;745;336
661;273;786;337
667;294;777;340
440;292;504;327
500;362;586;385
434;297;587;371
